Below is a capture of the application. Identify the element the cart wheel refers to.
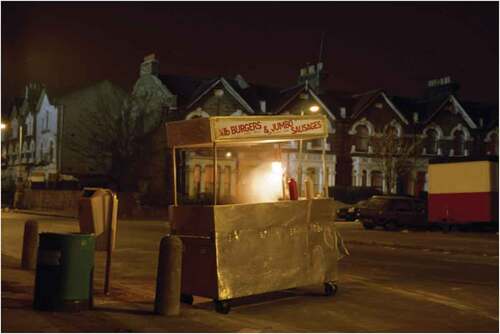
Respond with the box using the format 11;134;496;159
180;294;193;305
214;300;231;314
324;282;338;296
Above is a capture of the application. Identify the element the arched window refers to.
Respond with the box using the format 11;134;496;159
453;130;465;156
487;133;498;155
205;165;214;194
355;125;369;152
425;129;438;155
386;125;398;137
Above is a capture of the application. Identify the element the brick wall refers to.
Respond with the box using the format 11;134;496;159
21;190;168;219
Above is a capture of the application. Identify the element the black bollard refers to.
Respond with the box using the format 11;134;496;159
21;220;38;270
154;235;183;316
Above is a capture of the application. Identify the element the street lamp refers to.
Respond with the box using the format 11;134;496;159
309;105;320;113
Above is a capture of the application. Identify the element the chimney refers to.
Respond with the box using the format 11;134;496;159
340;107;346;119
140;53;159;77
413;112;419;123
298;62;326;94
259;101;266;113
308;65;316;75
425;76;459;99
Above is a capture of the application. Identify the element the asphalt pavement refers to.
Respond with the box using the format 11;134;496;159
1;212;498;332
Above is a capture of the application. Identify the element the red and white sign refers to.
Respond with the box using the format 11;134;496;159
213;116;326;141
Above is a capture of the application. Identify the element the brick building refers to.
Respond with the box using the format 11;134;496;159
132;54;498;204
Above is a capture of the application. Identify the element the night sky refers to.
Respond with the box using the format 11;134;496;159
2;2;498;114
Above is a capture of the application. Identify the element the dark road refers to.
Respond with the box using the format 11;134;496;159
2;212;498;332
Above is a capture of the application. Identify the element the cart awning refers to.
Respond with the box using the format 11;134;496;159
166;115;328;148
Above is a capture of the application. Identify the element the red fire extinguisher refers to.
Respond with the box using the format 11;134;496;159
288;178;298;200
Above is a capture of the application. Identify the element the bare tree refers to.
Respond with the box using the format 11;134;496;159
372;127;422;194
67;89;163;191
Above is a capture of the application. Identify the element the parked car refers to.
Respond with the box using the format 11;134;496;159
356;195;427;230
336;200;368;221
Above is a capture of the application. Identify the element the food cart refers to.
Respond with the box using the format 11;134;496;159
166;115;348;314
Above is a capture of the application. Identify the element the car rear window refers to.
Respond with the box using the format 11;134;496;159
367;198;390;208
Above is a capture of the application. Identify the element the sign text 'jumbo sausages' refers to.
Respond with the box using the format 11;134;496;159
213;117;327;141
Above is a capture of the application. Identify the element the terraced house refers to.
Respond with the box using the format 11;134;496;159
3;54;498;206
132;55;497;202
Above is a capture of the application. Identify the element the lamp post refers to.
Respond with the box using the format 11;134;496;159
297;105;320;197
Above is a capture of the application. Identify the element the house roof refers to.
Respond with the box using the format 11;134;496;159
158;73;280;114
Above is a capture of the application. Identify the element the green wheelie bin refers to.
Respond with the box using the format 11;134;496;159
33;233;95;311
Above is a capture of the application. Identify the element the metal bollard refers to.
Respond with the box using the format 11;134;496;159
21;220;38;270
154;235;183;316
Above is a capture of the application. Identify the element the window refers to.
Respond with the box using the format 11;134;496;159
205;165;214;194
193;165;201;196
306;167;318;194
11;119;18;138
362;170;367;186
386;125;398;137
453;130;465;156
425;129;438;155
487;133;498;155
355;125;369;152
311;138;323;148
371;171;383;191
26;115;34;136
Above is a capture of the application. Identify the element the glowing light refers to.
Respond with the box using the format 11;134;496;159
309;105;320;113
225;151;232;158
0;123;5;130
271;161;283;175
239;161;284;203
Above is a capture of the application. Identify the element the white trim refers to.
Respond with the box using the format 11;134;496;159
381;92;409;125
231;109;247;116
484;128;499;142
349;117;375;135
422;123;444;139
186;78;256;115
186;108;210;120
308;89;336;121
383;119;403;137
450;123;471;141
450;95;477;129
